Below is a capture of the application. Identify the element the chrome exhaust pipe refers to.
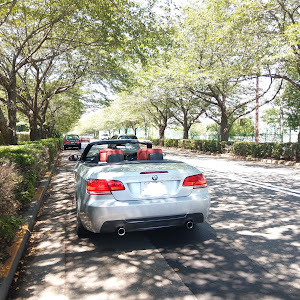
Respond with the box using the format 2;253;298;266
117;227;126;236
186;220;194;229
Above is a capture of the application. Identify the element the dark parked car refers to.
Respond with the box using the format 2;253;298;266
63;134;81;150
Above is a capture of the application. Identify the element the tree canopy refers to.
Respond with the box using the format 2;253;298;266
1;0;299;143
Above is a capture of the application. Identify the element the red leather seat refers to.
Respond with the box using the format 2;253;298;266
99;149;124;162
137;148;163;160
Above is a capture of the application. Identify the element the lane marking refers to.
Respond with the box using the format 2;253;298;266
203;169;300;198
166;153;300;198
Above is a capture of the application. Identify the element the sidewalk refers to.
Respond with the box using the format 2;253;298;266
0;158;58;300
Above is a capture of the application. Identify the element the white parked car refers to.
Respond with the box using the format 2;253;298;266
99;133;109;140
69;139;211;237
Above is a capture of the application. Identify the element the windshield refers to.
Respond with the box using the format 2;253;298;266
119;135;137;139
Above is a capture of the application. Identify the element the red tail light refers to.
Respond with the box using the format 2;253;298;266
183;174;207;189
64;140;70;144
75;140;80;143
107;180;125;191
87;179;125;195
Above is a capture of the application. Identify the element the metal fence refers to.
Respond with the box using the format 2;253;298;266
149;127;299;143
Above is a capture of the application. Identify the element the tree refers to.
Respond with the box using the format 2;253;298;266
168;89;207;139
148;54;209;140
73;110;104;136
262;108;284;135
179;0;282;141
102;95;143;135
281;82;300;143
0;0;81;144
130;64;176;142
45;90;84;136
257;0;300;92
16;53;89;140
229;118;255;136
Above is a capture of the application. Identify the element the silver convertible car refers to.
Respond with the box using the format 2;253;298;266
69;139;210;237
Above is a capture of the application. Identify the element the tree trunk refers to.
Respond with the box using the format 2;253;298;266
7;75;18;145
40;124;46;139
158;124;166;146
38;113;47;139
220;112;229;141
0;108;10;145
29;112;40;141
183;113;189;139
183;121;191;139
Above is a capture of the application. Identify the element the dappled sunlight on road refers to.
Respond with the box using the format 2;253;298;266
146;227;294;300
163;150;300;297
207;172;300;292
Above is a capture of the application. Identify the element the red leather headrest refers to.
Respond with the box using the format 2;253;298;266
99;149;124;162
137;148;162;160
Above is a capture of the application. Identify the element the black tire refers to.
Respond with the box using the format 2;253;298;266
64;146;67;150
76;210;89;238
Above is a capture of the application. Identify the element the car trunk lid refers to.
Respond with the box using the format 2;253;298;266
88;161;198;200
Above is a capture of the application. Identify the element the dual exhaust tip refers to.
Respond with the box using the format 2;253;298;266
116;220;194;236
117;227;126;236
186;220;194;229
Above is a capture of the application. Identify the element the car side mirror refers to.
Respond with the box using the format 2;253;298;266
68;154;79;161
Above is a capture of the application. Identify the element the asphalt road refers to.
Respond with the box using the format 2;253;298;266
8;146;300;300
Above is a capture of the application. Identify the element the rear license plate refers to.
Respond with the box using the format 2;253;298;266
142;182;168;197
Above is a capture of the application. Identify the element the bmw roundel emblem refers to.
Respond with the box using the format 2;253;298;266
152;175;158;181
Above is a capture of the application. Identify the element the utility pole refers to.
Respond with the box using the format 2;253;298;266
255;76;259;145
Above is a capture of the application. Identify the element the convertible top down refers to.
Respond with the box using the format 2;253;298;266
70;139;210;237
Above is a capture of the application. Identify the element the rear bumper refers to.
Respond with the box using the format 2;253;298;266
100;213;204;233
79;190;210;233
64;143;81;148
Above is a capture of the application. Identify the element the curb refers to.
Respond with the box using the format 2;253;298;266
0;157;58;300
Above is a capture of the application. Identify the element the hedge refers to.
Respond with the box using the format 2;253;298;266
0;138;61;265
150;138;300;161
0;132;30;145
0;139;61;206
233;142;300;161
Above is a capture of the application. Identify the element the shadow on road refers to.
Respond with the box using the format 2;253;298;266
8;150;300;300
